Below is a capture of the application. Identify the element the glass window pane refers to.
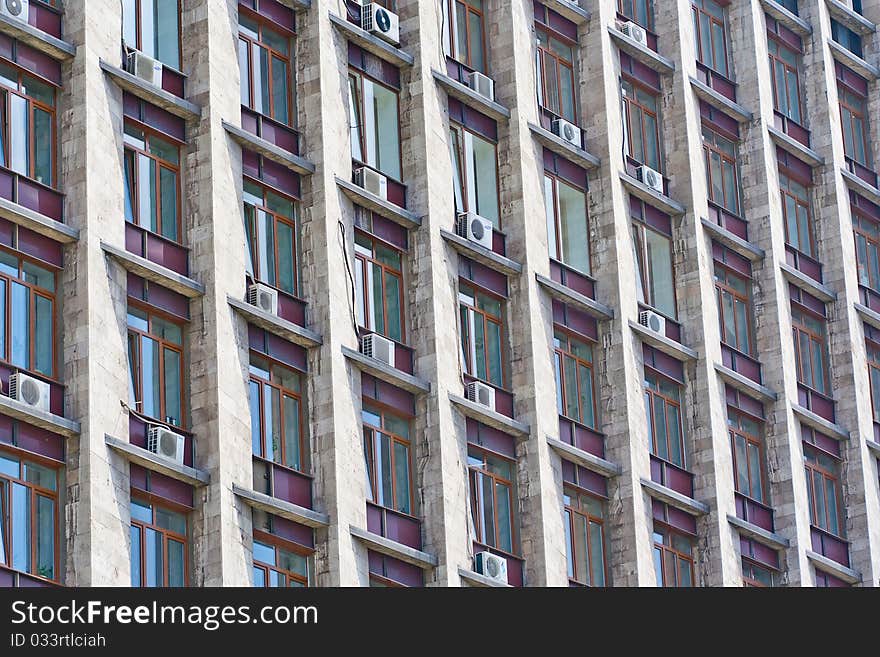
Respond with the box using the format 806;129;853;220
249;380;262;457
572;513;588;584
472;134;499;227
34;295;53;376
383;270;402;343
145;528;163;587
155;507;186;535
495;481;512;553
163;348;181;426
468;11;484;72
373;83;401;180
238;38;250;107
9;94;27;178
349;76;363;162
167;539;185;586
748;442;763;502
557;180;589;274
645;229;675;317
253;566;265;587
11;483;29;573
33;108;52;187
394;440;410;514
10;282;28;369
130;525;141;586
159;167;177;241
276;221;296;295
734;434;749;494
486;320;503;387
130;499;153;524
283;394;301;471
589;520;605;586
379;433;392;507
271;55;289;124
34;494;54;579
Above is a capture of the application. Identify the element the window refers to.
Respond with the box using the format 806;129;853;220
448;0;487;73
868;343;880;423
563;485;606;586
355;232;404;343
839;85;871;168
714;263;753;356
830;20;863;58
249;355;306;473
644;372;685;468
692;0;730;78
854;214;880;292
238;13;293;126
618;0;654;30
803;443;843;537
362;405;413;516
0;250;55;378
768;38;803;124
791;307;829;395
777;0;798;13
536;28;576;122
729;411;767;504
0;61;55;187
349;71;401;180
129;498;187;587
621;79;662;172
458;283;505;388
632;220;676;318
252;533;309;587
124;121;181;243
702;127;740;215
243;179;300;297
127;307;185;427
652;526;694;587
742;558;776;587
468;448;515;554
553;329;597;429
450;123;499;228
0;451;57;582
779;172;815;258
122;0;180;69
544;174;590;274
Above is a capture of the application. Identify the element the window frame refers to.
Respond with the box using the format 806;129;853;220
644;370;686;469
618;0;655;31
803;442;844;537
123;0;182;70
562;483;607;586
129;495;189;587
838;83;871;169
354;229;406;344
854;212;880;292
621;78;663;172
243;176;301;298
790;305;830;396
458;281;506;389
238;7;296;127
779;171;815;259
252;529;311;588
867;341;880;423
631;218;677;320
702;125;741;216
467;446;517;555
652;525;695;587
348;69;403;182
714;262;754;357
767;35;804;125
691;0;731;79
362;403;415;517
544;172;591;276
535;24;578;123
742;557;776;587
553;327;598;430
449;121;501;229
448;0;488;73
728;409;768;505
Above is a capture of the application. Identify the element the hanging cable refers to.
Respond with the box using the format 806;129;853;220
338;220;360;338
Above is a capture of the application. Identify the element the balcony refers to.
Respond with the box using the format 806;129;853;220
228;295;322;349
794;386;839;426
128;414;194;470
224;119;314;177
366;502;423;552
0;2;74;61
0;564;61;588
342;345;430;395
99;59;200;122
719;343;763;387
558;416;605;461
105;434;209;487
470;542;524;587
770;113;813;151
650;455;695;500
694;62;738;104
329;9;413;69
706;199;749;242
0;167;73;243
125;222;189;278
433;68;511;123
252;455;313;511
734;492;775;533
441;227;521;277
810;525;851;569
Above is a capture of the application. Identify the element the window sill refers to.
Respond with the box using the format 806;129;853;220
0;13;74;61
806;549;861;584
640;477;709;516
457;565;512;587
101;241;204;298
99;59;201;122
0;193;77;244
448;392;530;440
767;125;824;168
688;76;752;124
841;168;880;207
619;171;685;216
276;0;311;11
700;218;763;261
866;437;880;458
350;525;437;570
335;176;421;230
535;273;613;320
726;514;790;550
232;483;329;528
431;69;511;122
759;0;812;37
544;0;590;24
790;403;849;441
779;262;836;303
628;319;697;362
827;39;880;81
228;294;323;349
440;228;522;276
607;25;674;74
714;362;777;403
341;345;430;394
222;120;315;176
0;392;79;438
328;11;414;69
527;122;600;170
546;436;621;478
105;434;209;487
825;0;876;35
856;300;880;331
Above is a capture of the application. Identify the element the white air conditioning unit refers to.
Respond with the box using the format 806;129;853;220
354;166;388;200
457;211;493;250
147;425;186;464
639;309;666;335
361;3;400;46
620;20;648;46
8;372;50;413
467;71;495;102
466;380;496;411
126;50;163;88
637;165;664;193
475;551;508;584
552;118;581;148
248;283;279;317
361;332;396;368
0;0;29;23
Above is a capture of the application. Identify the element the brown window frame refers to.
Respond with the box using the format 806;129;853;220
458;281;506;389
621;78;662;172
467;447;517;556
728;409;767;505
354;229;406;344
535;25;578;123
644;370;686;469
618;0;655;31
553;327;598;430
702;125;741;216
252;529;311;587
238;7;296;127
791;305;830;396
692;0;731;79
129;494;189;587
243;176;301;298
653;525;695;587
854;211;880;292
742;557;776;587
123;0;182;71
448;0;488;73
563;483;607;587
803;442;844;537
362;403;415;517
714;262;754;356
838;83;871;169
767;35;804;124
779;171;815;258
867;342;880;423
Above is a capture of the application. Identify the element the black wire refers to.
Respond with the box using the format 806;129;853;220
338;220;360;338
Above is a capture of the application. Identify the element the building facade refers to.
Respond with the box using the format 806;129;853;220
0;0;878;588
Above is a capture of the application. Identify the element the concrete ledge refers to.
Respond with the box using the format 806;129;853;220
277;0;310;10
105;434;209;486
759;0;812;36
825;0;875;35
806;549;861;584
640;477;709;516
619;172;686;216
841;169;880;207
714;363;777;403
440;229;522;276
827;39;880;81
101;241;204;298
866;438;880;458
727;514;790;550
767;126;824;168
458;566;512;587
448;393;530;440
527;123;600;170
432;70;511;121
689;77;752;123
100;59;201;121
335;176;421;230
233;483;329;528
535;274;613;320
546;436;621;478
329;13;414;68
222;121;315;176
700;218;764;261
0;195;78;244
0;15;75;61
228;296;322;348
607;26;675;74
628;320;698;361
349;525;438;569
856;302;880;331
342;346;430;394
544;0;590;24
779;262;836;303
0;394;79;438
791;403;849;441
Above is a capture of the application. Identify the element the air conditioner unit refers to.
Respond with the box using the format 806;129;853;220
126;50;163;88
248;283;279;317
552;118;581;148
8;372;50;413
361;3;400;46
457;211;494;250
0;0;29;23
620;20;648;46
466;381;496;411
475;551;508;584
467;71;495;102
637;165;664;194
361;332;396;368
354;166;388;200
639;309;666;335
147;425;186;464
